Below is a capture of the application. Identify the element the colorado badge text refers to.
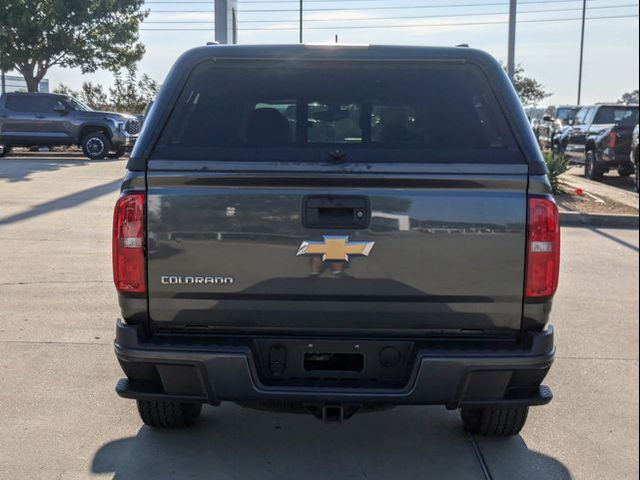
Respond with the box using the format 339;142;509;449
160;275;234;285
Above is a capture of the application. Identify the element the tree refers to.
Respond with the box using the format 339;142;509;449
53;67;158;114
53;82;109;111
619;90;639;104
504;64;551;106
109;67;159;114
0;0;148;92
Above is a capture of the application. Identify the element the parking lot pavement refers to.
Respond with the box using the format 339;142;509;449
0;155;637;480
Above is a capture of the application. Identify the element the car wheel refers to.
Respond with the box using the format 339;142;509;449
107;146;127;159
584;151;603;181
136;400;202;428
617;165;634;178
82;132;111;160
0;144;10;157
460;405;529;437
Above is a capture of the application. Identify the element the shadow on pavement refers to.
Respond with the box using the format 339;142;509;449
0;178;121;226
589;228;640;253
92;404;572;480
0;154;123;183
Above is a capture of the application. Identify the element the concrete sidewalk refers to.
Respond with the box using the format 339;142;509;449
561;166;639;210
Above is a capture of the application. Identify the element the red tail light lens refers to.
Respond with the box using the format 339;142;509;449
608;131;618;148
525;197;560;299
113;193;146;293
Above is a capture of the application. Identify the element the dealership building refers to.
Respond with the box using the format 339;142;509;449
1;74;49;93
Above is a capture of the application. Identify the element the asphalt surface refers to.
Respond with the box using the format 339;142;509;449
0;153;638;480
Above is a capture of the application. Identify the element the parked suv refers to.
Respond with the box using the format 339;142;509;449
564;103;639;180
0;92;140;159
113;45;558;436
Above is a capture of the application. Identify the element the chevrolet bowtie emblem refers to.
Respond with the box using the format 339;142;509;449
296;236;375;262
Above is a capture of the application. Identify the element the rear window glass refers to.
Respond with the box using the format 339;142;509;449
593;107;638;126
556;108;577;121
153;61;519;163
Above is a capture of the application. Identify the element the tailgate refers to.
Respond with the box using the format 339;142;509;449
147;167;527;334
143;57;530;335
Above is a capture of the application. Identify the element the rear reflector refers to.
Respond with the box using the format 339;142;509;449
608;131;618;148
113;193;146;293
525;197;560;300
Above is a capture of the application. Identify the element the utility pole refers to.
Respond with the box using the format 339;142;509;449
577;0;587;105
507;0;517;81
299;0;303;44
215;0;238;45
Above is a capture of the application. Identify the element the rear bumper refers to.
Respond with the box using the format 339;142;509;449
601;148;633;166
114;320;555;409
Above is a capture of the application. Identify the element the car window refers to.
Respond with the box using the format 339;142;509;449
65;96;93;112
5;95;55;113
153;61;520;163
593;107;639;126
556;108;577;121
573;107;589;125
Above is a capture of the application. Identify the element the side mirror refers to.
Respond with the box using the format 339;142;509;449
53;104;68;114
542;115;553;122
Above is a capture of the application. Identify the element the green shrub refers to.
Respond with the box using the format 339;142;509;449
544;152;569;194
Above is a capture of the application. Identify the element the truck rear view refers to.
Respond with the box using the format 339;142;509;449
113;45;559;436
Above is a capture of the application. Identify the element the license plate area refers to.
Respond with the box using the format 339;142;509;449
304;353;364;373
254;339;414;388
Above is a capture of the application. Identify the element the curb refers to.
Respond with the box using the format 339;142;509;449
560;211;639;229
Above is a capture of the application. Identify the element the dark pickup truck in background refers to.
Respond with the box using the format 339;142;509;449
564;103;639;180
631;124;639;192
537;105;579;152
0;92;140;159
112;44;559;437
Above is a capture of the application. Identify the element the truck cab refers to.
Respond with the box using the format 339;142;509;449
113;45;559;436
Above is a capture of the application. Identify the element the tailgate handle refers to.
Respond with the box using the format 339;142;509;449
302;196;370;229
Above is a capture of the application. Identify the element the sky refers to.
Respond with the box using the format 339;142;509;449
20;0;640;106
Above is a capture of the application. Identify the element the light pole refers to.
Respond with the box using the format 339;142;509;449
299;0;303;44
577;0;587;105
507;0;517;80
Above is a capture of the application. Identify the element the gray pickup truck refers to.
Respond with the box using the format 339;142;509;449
113;45;559;437
0;92;139;159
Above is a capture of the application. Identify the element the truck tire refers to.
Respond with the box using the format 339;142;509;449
82;132;111;160
136;400;202;428
460;405;529;437
584;150;604;181
107;146;127;159
617;165;634;178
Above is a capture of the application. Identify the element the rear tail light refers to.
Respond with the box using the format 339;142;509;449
608;130;618;148
113;193;146;293
525;197;560;300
